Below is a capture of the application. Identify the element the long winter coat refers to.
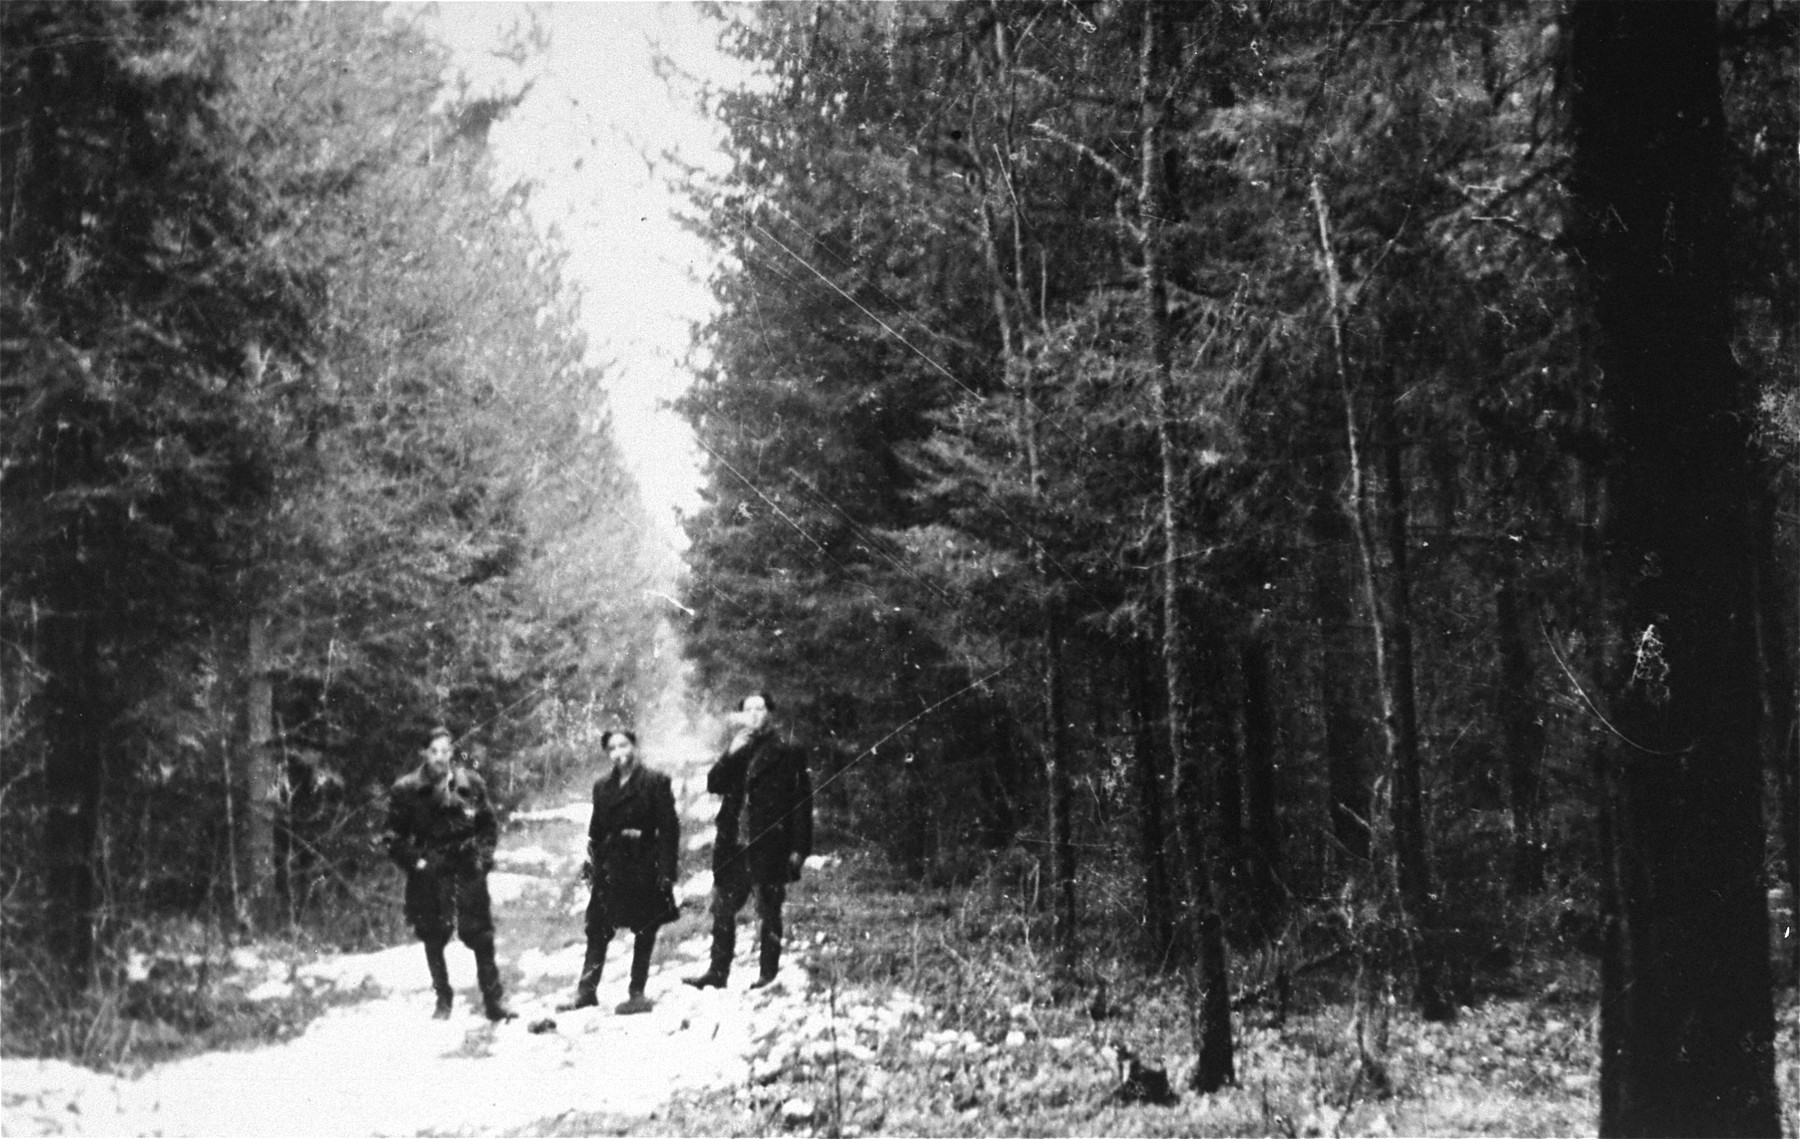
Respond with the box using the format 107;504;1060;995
587;764;680;932
384;761;499;942
707;730;812;885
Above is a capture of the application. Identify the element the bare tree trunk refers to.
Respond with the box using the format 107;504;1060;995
233;613;278;930
1751;480;1799;979
1311;181;1454;1023
1210;659;1244;872
974;23;1078;960
1568;3;1781;1133
1043;613;1075;962
1312;479;1372;866
1241;630;1285;933
1140;2;1232;1091
1130;638;1177;966
976;168;1076;963
1371;364;1454;1019
1494;544;1546;895
42;605;103;986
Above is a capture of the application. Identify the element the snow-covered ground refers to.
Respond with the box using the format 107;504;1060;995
1;719;889;1137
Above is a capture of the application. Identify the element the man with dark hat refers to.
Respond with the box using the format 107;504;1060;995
384;726;514;1021
685;692;812;990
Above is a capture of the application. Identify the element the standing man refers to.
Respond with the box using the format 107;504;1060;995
384;726;514;1021
685;692;813;990
558;728;680;1015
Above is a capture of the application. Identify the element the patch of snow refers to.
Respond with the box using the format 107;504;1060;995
517;944;585;984
751;1055;785;1084
297;942;451;993
679;869;713;901
780;1097;816;1125
487;871;553;906
495;844;572;873
245;978;295;1003
512;802;590;825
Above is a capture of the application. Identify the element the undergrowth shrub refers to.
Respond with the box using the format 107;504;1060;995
1;915;373;1070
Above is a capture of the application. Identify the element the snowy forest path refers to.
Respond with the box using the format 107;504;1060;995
1;727;859;1136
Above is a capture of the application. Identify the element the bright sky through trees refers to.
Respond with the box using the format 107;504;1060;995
416;2;752;541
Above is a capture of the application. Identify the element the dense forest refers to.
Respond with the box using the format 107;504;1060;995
1;1;1795;1135
671;1;1795;1131
2;1;662;1011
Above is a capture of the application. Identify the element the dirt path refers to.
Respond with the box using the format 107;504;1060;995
2;727;869;1136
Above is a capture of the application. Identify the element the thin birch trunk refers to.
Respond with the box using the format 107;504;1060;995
1141;2;1232;1091
1310;177;1453;1023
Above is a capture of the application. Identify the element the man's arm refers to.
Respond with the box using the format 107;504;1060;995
790;746;814;868
382;788;422;871
653;773;680;885
465;771;499;871
706;744;749;797
587;777;606;851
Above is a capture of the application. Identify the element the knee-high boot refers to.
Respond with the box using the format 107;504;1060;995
751;885;784;987
424;940;454;1019
471;936;514;1021
558;938;606;1011
709;902;737;978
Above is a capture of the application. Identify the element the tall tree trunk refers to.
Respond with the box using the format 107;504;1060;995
42;606;103;986
1044;607;1075;962
1130;638;1177;966
1210;657;1245;873
1494;543;1546;895
1311;182;1454;1022
1312;478;1372;866
234;613;278;930
1241;630;1285;933
1371;364;1453;1019
1751;480;1799;978
1568;3;1781;1134
975;84;1076;959
1140;2;1233;1091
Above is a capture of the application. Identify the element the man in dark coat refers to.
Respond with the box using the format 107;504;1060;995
685;692;813;990
383;726;513;1021
558;728;680;1015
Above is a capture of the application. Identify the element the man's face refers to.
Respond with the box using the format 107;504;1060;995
739;695;770;733
423;734;453;777
607;733;636;767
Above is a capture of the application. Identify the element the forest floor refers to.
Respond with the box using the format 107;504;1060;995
4;728;1798;1136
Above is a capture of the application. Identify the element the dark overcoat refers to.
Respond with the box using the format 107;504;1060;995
588;764;680;932
383;762;498;942
384;763;498;874
708;730;812;885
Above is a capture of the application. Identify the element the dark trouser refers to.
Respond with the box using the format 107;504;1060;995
580;889;659;996
404;866;494;947
709;859;786;980
406;867;503;1008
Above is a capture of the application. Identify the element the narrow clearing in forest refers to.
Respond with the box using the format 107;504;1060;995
2;731;918;1137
